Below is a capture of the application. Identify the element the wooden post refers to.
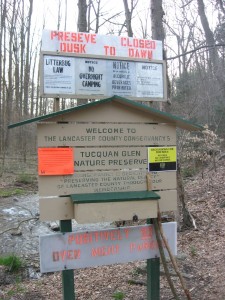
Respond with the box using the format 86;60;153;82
53;101;75;299
146;218;160;300
60;220;75;300
54;97;60;112
54;101;75;299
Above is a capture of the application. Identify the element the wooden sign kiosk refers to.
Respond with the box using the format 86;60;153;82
9;95;202;299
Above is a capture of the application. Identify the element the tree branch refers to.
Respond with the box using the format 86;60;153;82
153;219;180;300
157;206;193;300
167;43;225;60
0;217;38;235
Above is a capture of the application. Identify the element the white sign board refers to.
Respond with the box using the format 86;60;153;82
43;56;75;94
40;222;177;273
41;30;163;60
41;55;165;100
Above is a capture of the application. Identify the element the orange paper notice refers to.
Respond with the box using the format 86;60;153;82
38;148;74;176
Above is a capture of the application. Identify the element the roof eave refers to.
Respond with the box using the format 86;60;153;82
8;96;203;131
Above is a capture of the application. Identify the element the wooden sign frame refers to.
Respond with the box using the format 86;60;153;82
39;52;167;101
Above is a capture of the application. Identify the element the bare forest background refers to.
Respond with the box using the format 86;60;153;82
0;0;225;171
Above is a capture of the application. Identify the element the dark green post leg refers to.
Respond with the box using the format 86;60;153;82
147;257;160;300
60;220;75;300
147;219;160;300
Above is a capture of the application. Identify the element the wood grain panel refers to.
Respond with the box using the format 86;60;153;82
37;123;176;147
38;170;177;196
39;189;177;222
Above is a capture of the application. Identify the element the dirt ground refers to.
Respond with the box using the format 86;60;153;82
0;158;225;300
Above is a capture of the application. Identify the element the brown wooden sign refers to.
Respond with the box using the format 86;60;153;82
38;170;176;196
34;97;184;222
37;123;176;147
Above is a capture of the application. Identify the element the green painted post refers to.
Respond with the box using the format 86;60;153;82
60;220;75;300
146;218;160;300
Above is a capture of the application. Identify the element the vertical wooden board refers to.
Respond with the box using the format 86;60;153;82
152;171;177;190
38;170;177;196
74;200;158;223
39;197;74;221
37;123;176;147
157;190;177;212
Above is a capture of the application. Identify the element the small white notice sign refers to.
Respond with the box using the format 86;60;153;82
136;62;163;98
39;222;177;273
43;55;75;94
75;58;107;95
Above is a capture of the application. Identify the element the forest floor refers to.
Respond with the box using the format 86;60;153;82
0;157;225;300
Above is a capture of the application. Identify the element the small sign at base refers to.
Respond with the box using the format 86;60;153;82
40;222;177;273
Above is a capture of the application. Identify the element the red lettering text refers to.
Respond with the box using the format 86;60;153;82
50;31;96;44
120;37;156;49
140;226;153;240
91;244;119;257
52;249;81;261
128;48;153;59
60;43;86;54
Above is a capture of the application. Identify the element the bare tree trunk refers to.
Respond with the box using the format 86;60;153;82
20;0;25;118
77;0;88;106
0;0;6;154
14;36;20;115
57;0;61;30
24;0;33;116
150;0;171;108
1;3;6;153
87;0;91;32
123;0;133;37
0;0;7;173
197;0;225;110
64;0;67;30
36;55;40;117
94;0;100;33
5;0;17;150
30;46;38;118
151;0;164;41
177;162;193;228
22;0;33;162
197;0;219;68
77;0;87;32
217;0;225;15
